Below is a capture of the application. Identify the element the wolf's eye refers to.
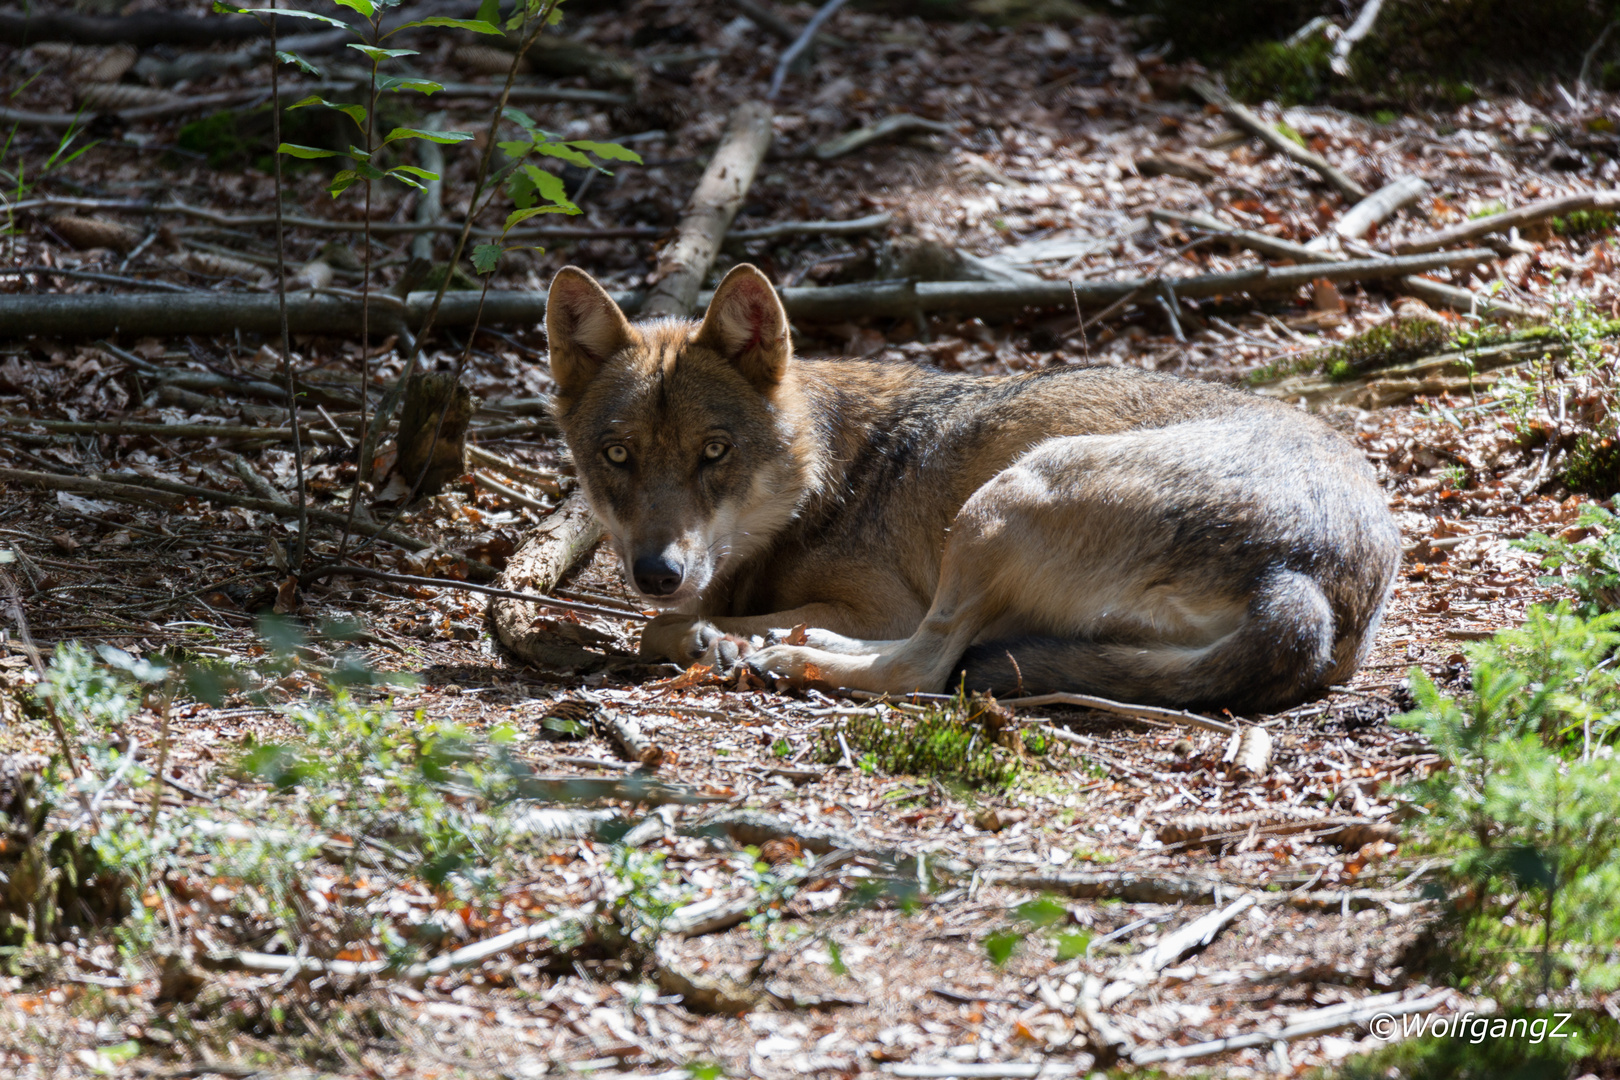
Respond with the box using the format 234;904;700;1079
604;445;630;465
702;441;729;462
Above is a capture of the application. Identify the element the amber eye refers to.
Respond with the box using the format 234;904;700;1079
604;445;630;465
702;441;729;462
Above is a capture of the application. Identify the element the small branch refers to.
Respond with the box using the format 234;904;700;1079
998;691;1237;735
1189;79;1367;201
1098;894;1256;1008
303;562;640;622
767;0;851;100
599;710;665;770
211;911;587;982
1331;0;1386;77
813;115;955;160
1394;190;1620;254
726;0;846;48
726;211;891;241
1579;21;1620;94
0;416;342;444
1131;992;1450;1065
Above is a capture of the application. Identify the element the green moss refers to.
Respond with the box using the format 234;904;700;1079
1553;209;1618;237
814;693;1025;789
1562;432;1620;497
1226;38;1334;106
1320;317;1453;381
419;262;481;292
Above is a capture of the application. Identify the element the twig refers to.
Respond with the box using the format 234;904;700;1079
726;0;846;47
266;1;310;573
812;115;955;160
213;911;587;982
1098;894;1256;1007
1394;190;1620;254
1150;208;1532;318
767;0;850;100
1189;79;1367;201
725;212;891;241
0;416;342;444
1130;991;1450;1065
300;562;641;622
1579;21;1620;94
998;691;1236;735
474;471;551;512
0;566;79;776
1331;0;1386;76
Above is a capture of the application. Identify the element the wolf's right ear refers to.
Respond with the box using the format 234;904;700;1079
546;267;634;402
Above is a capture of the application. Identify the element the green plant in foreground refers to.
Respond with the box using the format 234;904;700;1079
1399;604;1620;998
1517;501;1620;614
983;894;1090;967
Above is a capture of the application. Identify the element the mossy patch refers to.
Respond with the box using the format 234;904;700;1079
814;693;1027;789
1562;432;1620;497
1553;209;1618;238
1321;317;1452;381
1226;37;1336;106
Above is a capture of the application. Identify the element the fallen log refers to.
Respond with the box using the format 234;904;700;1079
642;101;775;318
0;250;1493;341
1189;79;1367;202
0;8;269;46
1393;189;1620;254
1331;175;1429;241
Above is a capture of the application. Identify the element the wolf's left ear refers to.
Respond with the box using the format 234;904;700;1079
546;266;634;404
693;264;791;388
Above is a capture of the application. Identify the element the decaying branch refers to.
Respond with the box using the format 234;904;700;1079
1190;79;1367;201
1394;190;1620;254
489;492;611;669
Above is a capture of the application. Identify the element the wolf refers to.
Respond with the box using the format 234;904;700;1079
544;263;1401;713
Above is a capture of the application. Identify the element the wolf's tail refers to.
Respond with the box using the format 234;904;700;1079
957;569;1368;714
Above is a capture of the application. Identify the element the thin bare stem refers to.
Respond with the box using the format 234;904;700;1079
268;3;309;571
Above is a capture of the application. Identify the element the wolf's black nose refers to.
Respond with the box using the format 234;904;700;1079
632;554;684;596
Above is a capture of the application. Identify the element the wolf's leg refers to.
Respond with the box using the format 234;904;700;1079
955;566;1340;713
640;604;909;667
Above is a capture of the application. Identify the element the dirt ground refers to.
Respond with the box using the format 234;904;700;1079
2;0;1618;1077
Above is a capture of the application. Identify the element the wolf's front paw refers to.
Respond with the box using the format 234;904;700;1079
746;644;834;686
640;615;756;670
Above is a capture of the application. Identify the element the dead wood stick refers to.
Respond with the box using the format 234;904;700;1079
299;564;638;621
683;808;891;857
1189;79;1367;201
0;416;342;444
1331;0;1387;76
0;9;268;46
726;0;847;47
212;911;586;982
1098;893;1256;1008
1332;175;1429;240
467;446;563;497
1394;190;1620;254
988;869;1235;905
474;471;551;512
642;101;775;318
1150;208;1533;318
599;710;665;769
88;470;437;556
726;211;891;241
1131;991;1450;1065
0;467;184;507
768;0;851;99
999;691;1236;735
490;492;611;666
813;114;956;160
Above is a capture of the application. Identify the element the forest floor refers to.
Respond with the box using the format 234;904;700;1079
2;1;1619;1077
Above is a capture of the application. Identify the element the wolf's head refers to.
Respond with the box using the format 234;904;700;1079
545;264;815;607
